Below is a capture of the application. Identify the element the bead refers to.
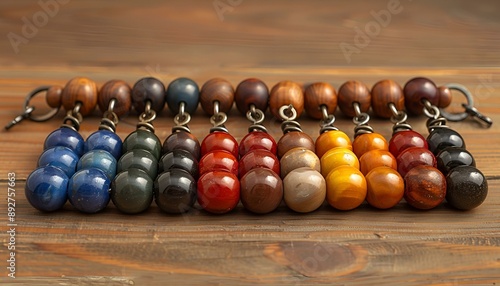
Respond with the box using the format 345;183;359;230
46;85;63;108
436;147;475;176
304;82;337;119
68;168;110;213
239;131;277;157
404;165;446;210
197;171;240;214
365;166;404;209
240;168;283;214
352;133;388;158
84;129;123;160
437;86;452;108
98;79;132;117
315;130;352;159
283;167;326;213
162;131;201;159
396;147;437;178
371;79;404;118
239;149;280;178
44;127;85;157
111;169;153;214
388;130;428;158
117;149;158;180
131;77;165;113
446;166;487;210
61;77;98;116
155;169;197;214
199;150;238;176
269;81;304;119
426;128;466;155
25;166;68;212
337;80;370;117
359;149;397;176
325;165;367;211
234;78;269;115
122;129;162;160
38;146;79;177
280;147;321;178
403;77;439;115
166;77;200;114
77;150;117;180
277;131;315;158
200;78;234;115
159;149;199;178
320;147;359;177
200;131;238;158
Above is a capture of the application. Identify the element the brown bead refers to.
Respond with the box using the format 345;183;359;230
46;85;63;108
200;78;234;115
98;80;132;117
240;168;283;214
269;81;304;119
131;77;165;114
280;147;321;178
337;80;370;117
283;167;326;213
277;131;315;158
371;80;404;118
304;82;337;119
403;77;439;115
404;165;446;210
61;77;98;116
437;86;452;108
162;131;201;160
234;78;269;115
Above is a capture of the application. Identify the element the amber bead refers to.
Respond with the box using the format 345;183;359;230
337;80;370;117
283;167;326;213
61;77;98;116
234;78;269;115
46;85;63;108
200;78;234;115
277;131;315;158
304;82;337;119
397;147;437;178
239;149;280;179
389;130;428;158
403;77;439;115
239;131;277;157
200;131;239;158
315;130;352;159
436;147;475;176
426;128;466;156
446;166;487;210
370;80;404;118
352;133;388;158
326;165;367;211
359;149;397;176
280;147;321;178
404;165;446;210
437;86;452;108
240;168;283;214
98;80;132;117
131;77;165;113
320;147;359;177
162;131;201;160
197;171;240;214
365;166;404;209
199;150;238;176
269;81;304;119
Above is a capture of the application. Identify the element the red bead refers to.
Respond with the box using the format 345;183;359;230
199;150;238;176
201;131;239;158
389;130;428;158
238;149;280;178
404;165;446;210
239;131;277;157
197;171;240;214
397;147;437;178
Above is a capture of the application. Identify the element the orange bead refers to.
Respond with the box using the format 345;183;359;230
315;130;352;159
326;165;367;211
359;149;397;176
352;133;388;158
365;166;404;209
320;147;359;177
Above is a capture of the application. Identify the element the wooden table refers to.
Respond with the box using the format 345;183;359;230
1;1;499;285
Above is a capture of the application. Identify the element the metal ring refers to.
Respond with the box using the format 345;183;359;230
440;83;474;122
24;86;60;122
279;105;297;121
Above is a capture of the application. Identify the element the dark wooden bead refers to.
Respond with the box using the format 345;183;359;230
234;78;269;115
131;77;165;114
277;131;315;158
437;86;452;108
269;81;304;119
403;77;439;115
98;80;132;117
46;85;63;108
337;80;370;117
371;79;404;118
404;165;446;210
200;78;234;115
304;82;337;119
61;77;98;116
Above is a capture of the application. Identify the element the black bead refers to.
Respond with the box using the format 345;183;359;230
154;169;197;214
427;128;466;155
446;165;488;210
436;147;475;176
159;149;199;179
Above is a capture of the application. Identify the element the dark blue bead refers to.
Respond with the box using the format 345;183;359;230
68;168;110;213
77;150;117;180
84;130;123;159
38;146;79;177
166;77;199;114
44;127;85;157
25;166;69;212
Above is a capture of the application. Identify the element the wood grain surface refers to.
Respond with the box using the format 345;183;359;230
1;1;500;285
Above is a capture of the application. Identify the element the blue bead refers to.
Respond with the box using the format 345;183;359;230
38;146;79;177
77;150;117;180
166;77;199;114
44;127;85;157
68;168;110;213
25;166;69;212
85;130;123;160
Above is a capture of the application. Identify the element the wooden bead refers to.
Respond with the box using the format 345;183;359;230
437;86;452;108
280;147;321;178
337;80;370;117
283;167;326;213
304;82;337;119
131;77;165;114
98;80;132;117
366;166;404;209
200;78;234;115
371;80;404;118
277;131;315;158
269;81;304;119
61;77;98;116
46;85;63;108
403;77;439;115
234;78;269;115
404;165;446;210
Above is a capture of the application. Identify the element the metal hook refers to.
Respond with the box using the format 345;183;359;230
441;83;492;127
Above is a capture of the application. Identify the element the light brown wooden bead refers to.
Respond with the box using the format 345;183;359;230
98;80;132;117
283;167;326;213
337;80;370;117
277;131;315;158
280;147;321;178
304;82;337;119
200;78;234;115
269;81;304;119
61;77;98;116
46;85;63;108
371;79;404;118
437;86;452;108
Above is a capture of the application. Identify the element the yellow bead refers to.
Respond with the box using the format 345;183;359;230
326;165;367;211
315;130;352;159
320;147;359;177
352;133;388;158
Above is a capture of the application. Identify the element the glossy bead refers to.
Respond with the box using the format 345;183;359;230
162;131;201;159
200;78;234;115
437;86;452;108
199;150;238;176
111;169;153;214
77;150;117;180
283;167;326;213
197;171;240;214
155;169;197;214
269;81;304;119
403;77;439;115
98;79;132;117
388;130;428;158
117;149;158;180
131;77;165;113
46;85;63;108
234;78;269;115
122;129;162;160
359;149;397;176
239;131;277;157
326;165;367;211
352;133;388;158
365;166;404;209
426;128;466;155
277;131;315;158
38;146;79;177
44;127;85;157
337;80;371;117
315;130;352;159
84;130;123;160
371;79;404;118
446;166;487;210
320;147;359;177
239;149;280;178
280;147;321;178
61;77;98;116
304;82;337;119
25;166;68;212
404;165;446;210
68;168;110;213
159;149;199;178
200;131;238;158
166;77;199;114
397;147;437;178
240;168;283;214
436;147;475;176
